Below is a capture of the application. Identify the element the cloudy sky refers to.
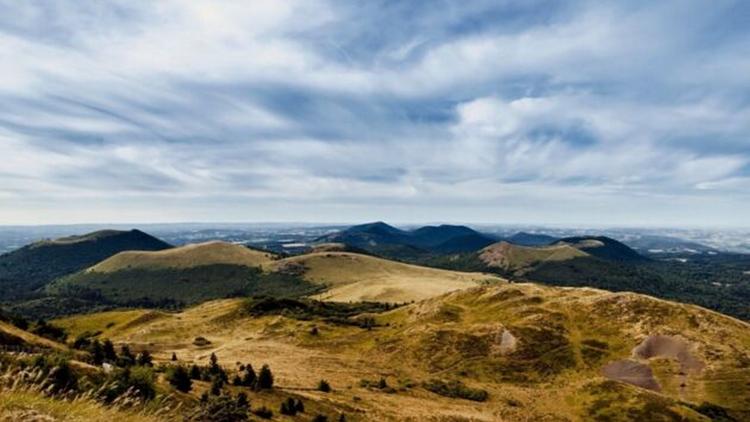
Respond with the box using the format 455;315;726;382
1;1;749;226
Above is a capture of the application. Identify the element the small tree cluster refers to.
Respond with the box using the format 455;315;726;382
279;397;304;415
166;365;192;393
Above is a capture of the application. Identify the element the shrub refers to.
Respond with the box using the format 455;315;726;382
252;406;273;419
317;379;332;392
190;364;202;380
31;354;77;393
100;366;156;402
194;336;211;346
256;364;273;389
423;379;488;402
102;339;117;361
190;395;249;422
295;398;305;413
240;364;256;387
166;365;192;393
312;415;329;422
280;398;296;415
171;352;178;361
136;350;153;366
210;376;224;395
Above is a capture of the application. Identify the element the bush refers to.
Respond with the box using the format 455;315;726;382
312;415;329;422
166;365;192;393
317;379;332;392
256;364;273;389
190;395;249;422
136;350;153;366
100;366;156;402
31;319;67;343
252;406;273;419
210;376;224;395
423;379;488;402
31;354;77;393
193;336;212;346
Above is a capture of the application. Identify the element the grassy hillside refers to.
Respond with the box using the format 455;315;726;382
87;241;274;273
0;229;171;302
46;242;320;310
273;251;504;303
54;283;750;421
478;241;589;274
0;319;67;351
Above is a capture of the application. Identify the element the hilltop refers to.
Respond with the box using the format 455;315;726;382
0;229;171;302
48;241;316;308
317;222;496;258
53;282;750;421
47;242;502;312
273;251;503;303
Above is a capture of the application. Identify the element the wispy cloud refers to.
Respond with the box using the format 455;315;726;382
0;0;748;225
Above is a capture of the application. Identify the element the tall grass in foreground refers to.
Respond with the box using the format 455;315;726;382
0;361;179;421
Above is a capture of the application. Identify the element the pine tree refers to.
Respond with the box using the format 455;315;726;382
236;392;249;408
102;339;117;361
256;364;273;389
210;376;224;395
90;340;104;365
241;364;256;387
136;350;153;366
171;352;177;361
166;365;192;393
317;379;331;392
189;364;202;380
119;344;135;366
294;399;305;413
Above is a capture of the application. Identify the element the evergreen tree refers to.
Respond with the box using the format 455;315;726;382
256;364;273;389
102;339;117;361
90;340;104;365
378;377;388;389
210;376;224;395
171;352;177;361
338;414;347;422
166;365;192;393
241;364;256;387
294;399;305;413
118;344;135;367
317;379;331;392
189;364;202;380
236;392;249;408
136;350;153;366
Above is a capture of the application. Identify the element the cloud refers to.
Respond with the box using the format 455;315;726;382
0;0;748;225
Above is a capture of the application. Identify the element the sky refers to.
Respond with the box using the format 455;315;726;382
1;1;749;227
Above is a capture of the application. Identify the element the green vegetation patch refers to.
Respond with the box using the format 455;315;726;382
243;296;395;327
422;379;488;402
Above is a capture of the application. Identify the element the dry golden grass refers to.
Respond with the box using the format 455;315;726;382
479;241;588;273
87;241;275;273
52;309;166;340
53;282;750;421
0;320;67;351
275;251;504;303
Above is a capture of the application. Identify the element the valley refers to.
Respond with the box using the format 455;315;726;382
0;224;749;421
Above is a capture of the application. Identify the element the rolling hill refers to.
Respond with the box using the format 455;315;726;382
505;231;559;246
46;242;502;311
317;222;497;258
47;241;319;307
54;282;750;421
0;229;171;302
272;251;503;303
555;236;648;262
